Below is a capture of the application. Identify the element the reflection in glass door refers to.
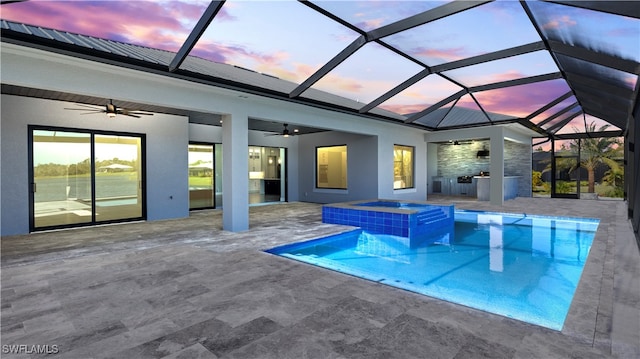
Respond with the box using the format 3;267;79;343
32;130;93;228
95;135;143;221
188;144;215;209
30;127;145;231
248;146;286;205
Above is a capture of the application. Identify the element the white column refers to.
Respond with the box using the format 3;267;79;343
489;127;505;206
222;113;249;231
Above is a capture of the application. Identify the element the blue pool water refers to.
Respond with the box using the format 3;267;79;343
267;210;599;330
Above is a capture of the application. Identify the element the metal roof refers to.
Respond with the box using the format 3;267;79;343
1;1;638;138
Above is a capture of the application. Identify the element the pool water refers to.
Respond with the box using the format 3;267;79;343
266;210;599;330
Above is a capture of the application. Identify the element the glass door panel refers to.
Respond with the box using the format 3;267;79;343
189;144;215;209
94;135;143;222
553;155;579;198
215;143;223;208
249;146;286;205
32;130;92;228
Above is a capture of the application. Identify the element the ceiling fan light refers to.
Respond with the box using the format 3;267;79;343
282;123;290;137
106;101;117;117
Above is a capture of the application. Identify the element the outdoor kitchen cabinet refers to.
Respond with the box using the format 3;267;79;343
432;177;477;197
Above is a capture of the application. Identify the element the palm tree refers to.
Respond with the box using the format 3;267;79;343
569;122;622;193
603;162;624;188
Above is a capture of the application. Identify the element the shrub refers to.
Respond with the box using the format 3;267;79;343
603;187;624;198
532;171;543;187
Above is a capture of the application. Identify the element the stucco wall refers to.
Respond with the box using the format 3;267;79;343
298;131;378;203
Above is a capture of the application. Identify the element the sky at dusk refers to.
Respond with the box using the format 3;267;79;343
2;0;638;134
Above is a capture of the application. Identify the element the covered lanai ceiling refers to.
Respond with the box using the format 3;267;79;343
1;0;638;138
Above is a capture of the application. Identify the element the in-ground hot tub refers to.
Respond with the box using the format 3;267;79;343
322;200;454;245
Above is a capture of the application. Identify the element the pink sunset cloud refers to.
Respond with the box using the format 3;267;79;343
472;79;572;118
624;75;638;89
266;62;318;84
378;103;431;115
1;1;209;52
413;47;468;63
486;70;530;84
541;15;577;30
190;38;321;83
355;18;385;31
190;40;290;69
607;27;640;37
455;95;480;111
189;41;253;64
323;74;364;93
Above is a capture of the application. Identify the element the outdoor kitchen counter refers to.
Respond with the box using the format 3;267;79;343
474;176;521;201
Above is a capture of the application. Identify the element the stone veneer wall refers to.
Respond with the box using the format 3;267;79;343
437;140;491;177
437;139;532;198
504;140;532;197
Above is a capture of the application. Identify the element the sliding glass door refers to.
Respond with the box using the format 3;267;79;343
30;127;145;231
249;146;287;205
189;143;215;209
94;134;143;221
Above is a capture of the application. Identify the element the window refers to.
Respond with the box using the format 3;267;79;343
316;145;347;189
394;145;414;189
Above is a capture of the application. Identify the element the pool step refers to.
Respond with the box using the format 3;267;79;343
416;209;450;225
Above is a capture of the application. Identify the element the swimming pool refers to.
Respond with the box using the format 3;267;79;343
266;210;599;330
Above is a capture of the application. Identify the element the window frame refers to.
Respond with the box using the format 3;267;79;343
316;144;348;190
188;142;217;210
393;144;415;190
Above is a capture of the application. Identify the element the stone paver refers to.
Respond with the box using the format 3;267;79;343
1;199;638;358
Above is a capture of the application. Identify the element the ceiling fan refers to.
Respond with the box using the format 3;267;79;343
265;123;298;137
64;100;154;118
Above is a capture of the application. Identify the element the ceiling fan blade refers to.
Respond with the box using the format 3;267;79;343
75;103;104;109
78;111;105;115
120;109;153;116
124;114;142;118
64;107;104;111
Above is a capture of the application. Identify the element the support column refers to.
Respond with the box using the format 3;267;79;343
222;113;249;231
489;127;505;206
